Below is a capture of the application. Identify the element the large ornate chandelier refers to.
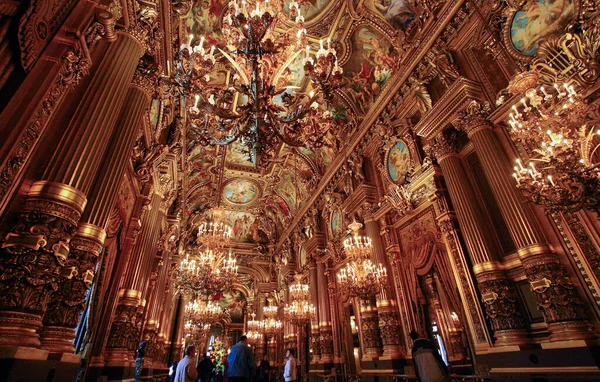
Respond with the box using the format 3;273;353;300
337;221;387;299
185;299;229;325
246;312;264;344
184;320;211;346
506;71;600;216
175;0;343;167
174;248;239;297
262;304;283;337
284;275;315;326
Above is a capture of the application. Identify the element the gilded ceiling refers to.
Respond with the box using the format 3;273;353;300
176;0;416;251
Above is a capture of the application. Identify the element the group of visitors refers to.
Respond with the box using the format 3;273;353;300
170;331;446;382
170;336;297;382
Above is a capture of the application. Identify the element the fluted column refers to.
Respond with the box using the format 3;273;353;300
308;261;321;364
455;102;592;340
0;32;144;348
105;192;164;363
362;213;403;360
40;80;152;352
430;133;528;346
317;261;334;363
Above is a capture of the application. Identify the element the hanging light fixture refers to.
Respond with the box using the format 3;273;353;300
337;220;387;299
174;0;343;168
505;71;600;216
185;299;229;326
174;248;239;297
284;275;316;326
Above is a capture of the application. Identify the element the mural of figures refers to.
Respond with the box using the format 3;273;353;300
387;141;411;183
372;0;417;30
510;0;574;56
276;170;300;211
345;26;394;110
214;290;246;323
183;0;227;46
223;179;259;205
221;210;256;242
226;141;254;167
282;0;330;22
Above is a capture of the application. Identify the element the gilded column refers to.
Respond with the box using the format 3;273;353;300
105;192;164;363
317;260;334;363
308;261;321;364
358;299;383;360
455;102;592;340
39;74;153;352
0;32;144;348
430;133;528;346
362;211;403;360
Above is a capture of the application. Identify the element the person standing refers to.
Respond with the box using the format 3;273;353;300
227;336;255;382
197;353;215;382
283;349;296;382
169;361;178;382
409;330;450;382
176;345;199;382
257;355;270;382
134;341;147;382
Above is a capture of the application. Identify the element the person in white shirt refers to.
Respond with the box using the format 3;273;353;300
283;349;297;382
175;345;199;382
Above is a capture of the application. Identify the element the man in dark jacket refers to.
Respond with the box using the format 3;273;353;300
257;356;270;382
197;354;215;382
227;336;255;382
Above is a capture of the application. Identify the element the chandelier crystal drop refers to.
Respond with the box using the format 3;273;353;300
174;0;343;168
506;71;600;216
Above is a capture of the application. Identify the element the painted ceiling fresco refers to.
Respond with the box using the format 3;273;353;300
181;0;401;249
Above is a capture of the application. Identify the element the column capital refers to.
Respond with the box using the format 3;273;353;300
428;132;459;162
123;3;163;57
454;100;493;137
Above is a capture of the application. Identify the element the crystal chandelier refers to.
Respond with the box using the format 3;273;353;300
184;320;211;345
343;220;373;261
263;318;283;337
505;71;600;216
337;259;388;300
197;220;232;249
337;221;387;299
283;300;315;326
263;305;278;319
175;0;343;168
284;275;315;326
185;299;229;326
174;248;239;297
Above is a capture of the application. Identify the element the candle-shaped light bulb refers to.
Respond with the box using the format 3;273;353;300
319;39;323;50
188;34;194;46
209;45;215;56
327;37;331;50
194;94;200;108
547;175;555;186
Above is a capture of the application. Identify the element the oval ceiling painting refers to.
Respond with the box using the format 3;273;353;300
387;141;410;184
223;179;259;205
509;0;575;56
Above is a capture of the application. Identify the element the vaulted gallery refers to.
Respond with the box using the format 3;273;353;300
0;0;600;381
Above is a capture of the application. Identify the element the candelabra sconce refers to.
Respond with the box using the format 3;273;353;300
505;71;600;216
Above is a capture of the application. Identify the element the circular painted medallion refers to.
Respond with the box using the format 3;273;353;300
223;179;259;205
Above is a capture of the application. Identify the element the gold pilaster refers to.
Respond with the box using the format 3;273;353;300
456;102;593;340
430;134;528;345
